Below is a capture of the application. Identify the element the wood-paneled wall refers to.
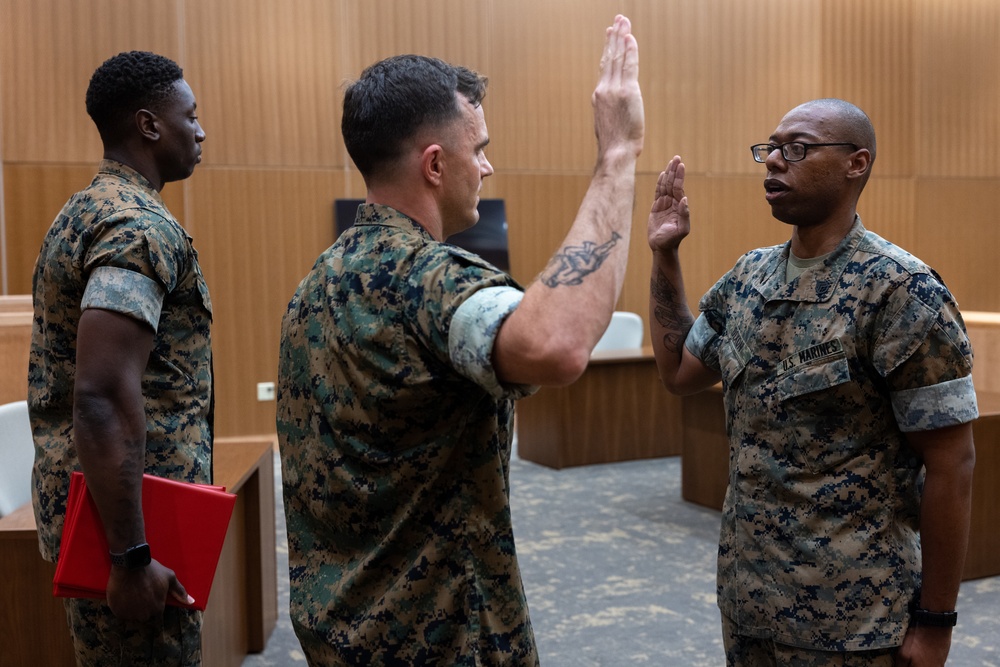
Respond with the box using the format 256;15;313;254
3;0;999;436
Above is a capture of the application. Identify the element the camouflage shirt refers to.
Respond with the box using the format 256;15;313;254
686;217;978;651
29;159;214;562
278;204;539;666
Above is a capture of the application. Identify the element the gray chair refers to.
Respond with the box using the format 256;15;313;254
0;400;33;516
592;311;643;353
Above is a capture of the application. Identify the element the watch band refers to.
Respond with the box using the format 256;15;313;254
911;607;958;627
109;542;151;570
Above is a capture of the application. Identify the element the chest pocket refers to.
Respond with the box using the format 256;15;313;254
775;349;877;473
776;354;851;401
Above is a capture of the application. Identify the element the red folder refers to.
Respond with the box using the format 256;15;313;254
53;471;236;612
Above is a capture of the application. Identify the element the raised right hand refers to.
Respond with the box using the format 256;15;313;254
592;15;644;162
648;156;690;253
106;559;194;622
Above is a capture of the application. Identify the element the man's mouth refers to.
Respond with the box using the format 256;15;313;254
764;179;788;201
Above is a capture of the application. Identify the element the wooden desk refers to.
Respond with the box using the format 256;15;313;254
0;295;32;313
963;311;1000;393
964;392;1000;580
516;346;682;469
0;310;31;405
681;387;1000;581
203;435;279;666
0;435;278;667
680;385;728;511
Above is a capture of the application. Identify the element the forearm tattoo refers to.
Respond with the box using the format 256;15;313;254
651;270;693;353
540;232;622;287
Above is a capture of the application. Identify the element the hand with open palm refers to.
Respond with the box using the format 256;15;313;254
648;156;690;254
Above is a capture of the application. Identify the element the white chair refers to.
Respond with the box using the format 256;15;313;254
0;400;34;517
592;311;643;353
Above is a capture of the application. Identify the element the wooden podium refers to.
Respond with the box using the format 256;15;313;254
516;347;682;468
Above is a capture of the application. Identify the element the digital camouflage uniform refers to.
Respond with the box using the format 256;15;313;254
685;217;978;652
29;159;213;666
278;203;539;666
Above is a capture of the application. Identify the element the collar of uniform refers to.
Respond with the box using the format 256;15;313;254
353;203;435;242
752;215;866;304
97;159;161;198
95;159;189;240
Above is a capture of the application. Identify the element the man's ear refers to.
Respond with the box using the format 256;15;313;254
420;143;444;186
846;148;872;181
135;109;159;141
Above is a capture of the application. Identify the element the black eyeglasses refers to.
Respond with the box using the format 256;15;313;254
750;142;858;163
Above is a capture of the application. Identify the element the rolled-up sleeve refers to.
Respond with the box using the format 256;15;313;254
449;286;538;399
685;313;723;374
891;375;979;432
81;265;165;331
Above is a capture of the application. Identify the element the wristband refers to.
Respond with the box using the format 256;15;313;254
911;607;958;628
109;542;151;570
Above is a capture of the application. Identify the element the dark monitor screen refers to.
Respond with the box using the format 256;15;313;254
334;198;510;272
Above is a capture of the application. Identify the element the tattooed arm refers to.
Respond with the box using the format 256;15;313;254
647;157;720;394
493;15;643;386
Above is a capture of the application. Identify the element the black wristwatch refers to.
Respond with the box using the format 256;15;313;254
911;607;958;628
109;543;151;570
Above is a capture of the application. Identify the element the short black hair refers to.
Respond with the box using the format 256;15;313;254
342;54;487;181
85;51;184;143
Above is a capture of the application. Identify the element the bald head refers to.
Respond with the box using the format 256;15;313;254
781;99;876;191
791;99;876;161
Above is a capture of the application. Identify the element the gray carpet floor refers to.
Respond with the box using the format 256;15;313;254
243;450;1000;666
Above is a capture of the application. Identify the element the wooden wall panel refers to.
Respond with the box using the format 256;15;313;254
0;0;182;164
190;168;349;437
343;0;493;75
700;0;823;175
855;177;916;253
184;0;344;168
488;0;617;172
911;178;1000;313
915;0;1000;178
821;0;916;177
624;0;711;175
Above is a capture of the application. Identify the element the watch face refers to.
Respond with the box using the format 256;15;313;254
124;543;152;569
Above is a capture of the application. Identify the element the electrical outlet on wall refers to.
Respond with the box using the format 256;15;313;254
256;382;275;401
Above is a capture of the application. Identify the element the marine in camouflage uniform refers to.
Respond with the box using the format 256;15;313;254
281;16;644;664
278;203;538;665
30;158;212;662
647;100;977;664
685;216;977;651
